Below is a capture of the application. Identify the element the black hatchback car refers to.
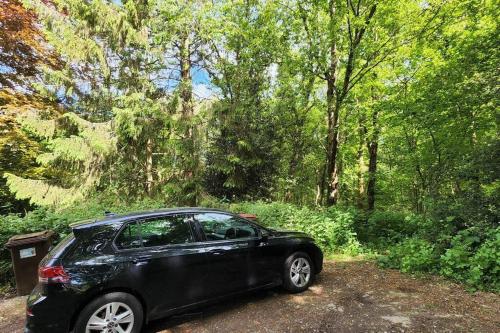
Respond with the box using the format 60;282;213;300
25;208;323;333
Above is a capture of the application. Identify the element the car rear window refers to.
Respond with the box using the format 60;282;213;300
65;224;121;259
115;214;194;249
115;221;141;249
141;215;193;247
46;232;75;259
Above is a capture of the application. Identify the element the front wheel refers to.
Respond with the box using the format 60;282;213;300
283;252;314;293
74;292;143;333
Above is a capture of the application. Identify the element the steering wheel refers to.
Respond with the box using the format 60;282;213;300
224;227;237;239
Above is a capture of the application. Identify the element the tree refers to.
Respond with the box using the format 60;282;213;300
0;0;497;223
202;0;283;200
292;0;446;206
24;0;176;199
0;0;62;213
5;110;115;207
0;0;60;90
0;91;56;213
378;0;499;221
153;0;208;205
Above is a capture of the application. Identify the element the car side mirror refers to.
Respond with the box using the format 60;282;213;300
259;233;269;244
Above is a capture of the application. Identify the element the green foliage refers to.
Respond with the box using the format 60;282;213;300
440;228;482;280
8;0;495;217
5;173;84;206
364;211;420;243
440;228;499;292
469;231;500;292
230;202;361;255
0;196;164;286
4;111;115;207
0;0;498;294
379;238;438;274
202;0;284;200
362;211;452;247
375;218;499;291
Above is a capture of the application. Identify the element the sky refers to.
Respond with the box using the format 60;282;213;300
191;66;216;100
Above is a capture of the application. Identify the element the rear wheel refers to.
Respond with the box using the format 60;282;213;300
283;252;314;293
74;292;143;333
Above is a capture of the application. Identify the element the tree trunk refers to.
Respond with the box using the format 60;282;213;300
366;108;379;210
286;76;315;203
366;140;378;210
145;138;153;196
180;33;193;124
179;32;197;205
356;114;367;208
324;0;340;206
325;100;341;206
316;163;326;206
319;1;377;206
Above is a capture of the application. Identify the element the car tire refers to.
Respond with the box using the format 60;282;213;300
74;292;143;333
283;251;314;293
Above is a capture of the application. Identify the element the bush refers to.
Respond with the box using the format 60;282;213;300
0;197;165;286
379;238;438;274
378;226;499;291
230;202;362;255
1;199;497;293
363;211;443;245
440;227;499;292
440;228;480;281
364;211;418;245
469;230;500;292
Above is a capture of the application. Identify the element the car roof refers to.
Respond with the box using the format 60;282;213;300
70;207;232;230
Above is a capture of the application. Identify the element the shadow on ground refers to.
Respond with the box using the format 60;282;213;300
144;260;500;333
144;288;285;333
1;260;499;333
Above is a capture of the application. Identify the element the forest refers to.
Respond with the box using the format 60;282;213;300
0;0;498;293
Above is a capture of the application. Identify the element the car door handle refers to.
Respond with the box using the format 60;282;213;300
132;256;151;265
208;249;225;256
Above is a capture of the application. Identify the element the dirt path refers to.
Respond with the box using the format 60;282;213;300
1;260;499;332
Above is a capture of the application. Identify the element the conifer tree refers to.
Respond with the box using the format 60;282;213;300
5;111;115;206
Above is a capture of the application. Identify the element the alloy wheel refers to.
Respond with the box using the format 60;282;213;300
290;257;311;288
85;302;134;333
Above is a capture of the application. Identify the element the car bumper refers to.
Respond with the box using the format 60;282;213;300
314;246;324;274
24;323;66;333
25;284;76;333
25;315;68;333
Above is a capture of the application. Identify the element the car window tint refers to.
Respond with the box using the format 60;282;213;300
141;215;193;247
195;213;258;241
116;221;141;249
47;232;75;258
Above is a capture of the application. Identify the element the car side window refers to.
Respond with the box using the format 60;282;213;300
115;215;194;249
195;213;258;241
116;221;141;249
141;215;193;247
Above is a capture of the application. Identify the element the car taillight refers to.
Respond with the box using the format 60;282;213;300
38;266;69;283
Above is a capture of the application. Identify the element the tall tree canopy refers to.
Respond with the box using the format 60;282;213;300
0;0;497;230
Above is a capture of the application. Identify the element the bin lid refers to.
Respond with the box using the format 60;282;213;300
238;213;257;220
6;230;55;248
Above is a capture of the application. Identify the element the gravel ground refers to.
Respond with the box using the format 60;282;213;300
1;259;499;333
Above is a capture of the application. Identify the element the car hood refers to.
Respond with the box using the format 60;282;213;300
272;230;312;239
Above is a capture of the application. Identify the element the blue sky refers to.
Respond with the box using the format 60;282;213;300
192;66;210;84
191;66;216;100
